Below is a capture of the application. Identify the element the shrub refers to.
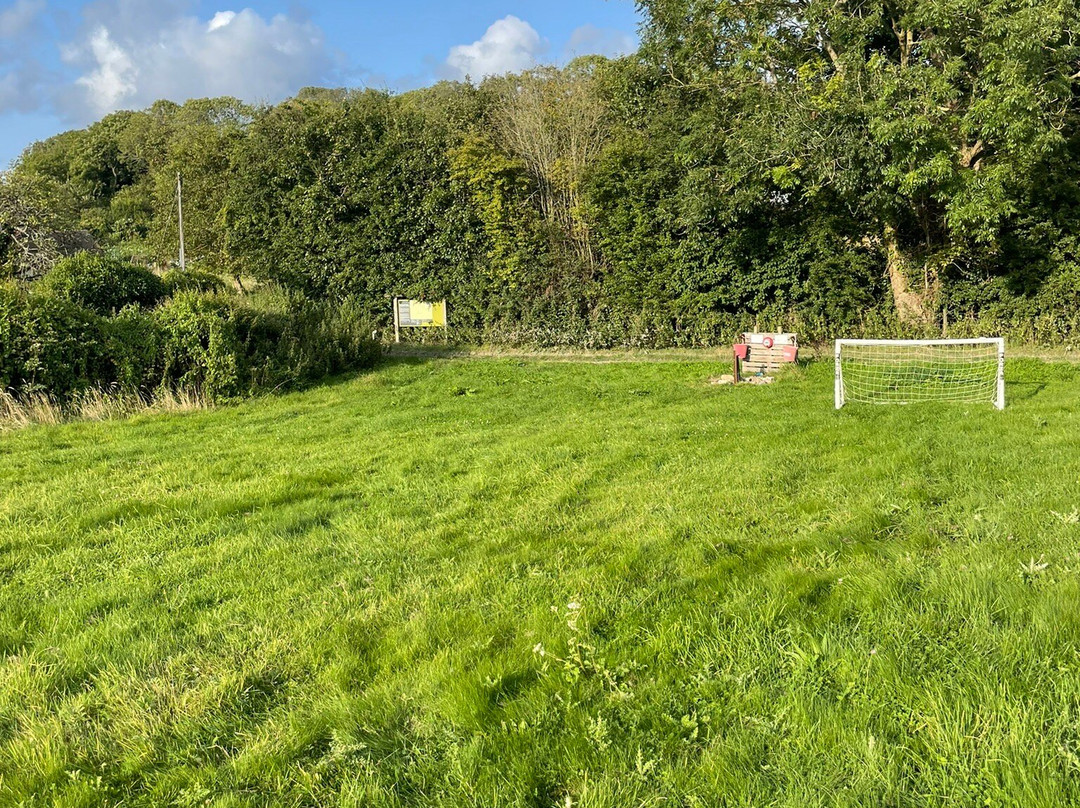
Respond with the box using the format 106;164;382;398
0;283;108;396
162;268;227;296
226;287;381;387
275;296;382;383
105;307;164;391
153;293;243;398
40;252;167;314
1034;264;1080;345
0;282;27;391
3;281;382;408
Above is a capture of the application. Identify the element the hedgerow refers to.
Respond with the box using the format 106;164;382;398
1;257;381;405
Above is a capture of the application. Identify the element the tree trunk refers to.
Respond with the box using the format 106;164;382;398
884;223;933;324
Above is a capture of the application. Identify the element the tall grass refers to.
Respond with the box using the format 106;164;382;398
0;386;210;431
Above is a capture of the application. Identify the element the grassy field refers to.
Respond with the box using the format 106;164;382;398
3;356;1080;806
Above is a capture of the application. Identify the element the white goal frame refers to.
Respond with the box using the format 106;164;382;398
834;338;1005;410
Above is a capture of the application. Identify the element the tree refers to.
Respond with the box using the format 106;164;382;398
489;60;613;283
148;98;255;271
639;0;1080;324
226;90;481;316
0;176;66;280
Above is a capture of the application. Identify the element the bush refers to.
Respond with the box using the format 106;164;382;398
3;280;382;408
39;252;167;314
1034;264;1080;345
942;261;1080;346
152;292;382;400
162;268;227;296
105;307;164;391
0;283;109;396
0;283;23;390
153;294;244;398
274;296;383;383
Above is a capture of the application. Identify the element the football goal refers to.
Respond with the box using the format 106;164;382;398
834;338;1005;410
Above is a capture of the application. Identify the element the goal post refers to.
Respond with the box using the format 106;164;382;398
834;338;1005;410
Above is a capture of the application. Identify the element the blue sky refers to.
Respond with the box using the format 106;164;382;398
0;0;642;167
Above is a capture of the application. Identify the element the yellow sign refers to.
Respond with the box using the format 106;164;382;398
394;298;447;341
410;301;434;323
396;299;446;327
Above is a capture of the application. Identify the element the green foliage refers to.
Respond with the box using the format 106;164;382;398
0;283;108;396
0;175;67;281
2;277;380;402
0;282;25;389
152;293;245;397
149;98;253;266
274;296;384;382
226;90;481;304
229;289;384;388
9;18;1080;345
40;252;167;314
638;0;1080;324
449;136;543;289
161;268;227;295
150;291;382;400
103;307;164;391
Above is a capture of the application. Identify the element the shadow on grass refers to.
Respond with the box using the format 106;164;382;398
1006;382;1047;402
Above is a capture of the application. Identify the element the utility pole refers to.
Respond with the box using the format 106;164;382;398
177;172;186;271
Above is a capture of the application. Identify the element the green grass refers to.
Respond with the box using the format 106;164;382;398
2;357;1080;807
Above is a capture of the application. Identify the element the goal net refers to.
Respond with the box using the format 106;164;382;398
835;338;1005;410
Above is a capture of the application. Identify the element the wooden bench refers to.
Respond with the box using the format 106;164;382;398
733;333;798;380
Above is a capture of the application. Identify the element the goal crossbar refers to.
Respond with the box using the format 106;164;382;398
835;338;1005;410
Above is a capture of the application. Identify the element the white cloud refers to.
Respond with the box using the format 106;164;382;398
74;26;135;111
59;4;338;120
442;17;637;83
207;11;236;32
0;4;640;124
443;16;547;81
563;24;636;61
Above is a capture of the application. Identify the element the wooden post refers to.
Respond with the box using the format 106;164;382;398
733;346;741;384
393;297;400;344
177;173;186;271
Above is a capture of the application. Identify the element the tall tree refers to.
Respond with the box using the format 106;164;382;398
0;176;64;280
149;98;254;270
490;60;613;282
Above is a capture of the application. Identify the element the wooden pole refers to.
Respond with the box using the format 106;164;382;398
177;173;186;271
393;297;400;344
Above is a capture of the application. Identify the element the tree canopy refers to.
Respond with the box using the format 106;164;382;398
5;1;1080;345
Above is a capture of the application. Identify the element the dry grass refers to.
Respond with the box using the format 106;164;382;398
0;386;211;431
0;390;64;429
